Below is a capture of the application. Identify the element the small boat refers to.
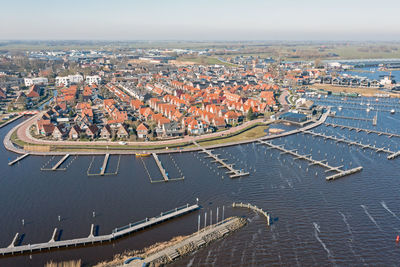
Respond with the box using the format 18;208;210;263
338;106;342;111
135;153;151;157
366;108;370;112
391;109;395;114
375;98;379;102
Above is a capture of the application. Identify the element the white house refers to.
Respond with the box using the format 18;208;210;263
85;75;101;85
24;77;48;87
55;74;83;86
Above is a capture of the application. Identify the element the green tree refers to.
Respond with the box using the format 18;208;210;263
247;107;255;121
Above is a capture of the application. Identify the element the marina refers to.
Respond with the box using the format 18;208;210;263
258;140;363;181
194;141;249;178
87;154;121;176
1;96;400;266
324;122;400;138
301;129;400;160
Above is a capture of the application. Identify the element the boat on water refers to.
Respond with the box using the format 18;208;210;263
366;108;370;112
338;106;343;111
136;153;151;157
391;109;396;114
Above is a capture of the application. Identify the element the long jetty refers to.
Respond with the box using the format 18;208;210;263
324;122;400;138
0;203;199;256
8;153;29;166
194;141;249;178
232;202;271;226
258;140;363;181
328;114;373;122
301;129;400;160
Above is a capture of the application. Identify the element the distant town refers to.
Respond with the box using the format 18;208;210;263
1;43;400;145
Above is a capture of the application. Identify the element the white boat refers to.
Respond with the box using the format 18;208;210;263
338;106;342;111
391;109;395;114
366;108;370;112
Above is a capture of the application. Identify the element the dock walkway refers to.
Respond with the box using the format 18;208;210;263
0;203;199;256
152;153;169;181
324;122;400;138
258;140;363;181
194;141;249;178
301;129;400;160
8;153;29;166
100;154;110;175
328;114;373;122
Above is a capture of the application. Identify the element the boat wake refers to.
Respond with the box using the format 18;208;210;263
339;211;353;241
312;222;335;262
361;205;382;231
381;201;400;221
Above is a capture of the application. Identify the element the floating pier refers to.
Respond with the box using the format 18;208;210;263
87;154;120;176
41;154;71;171
324;122;400;138
52;154;69;170
232;202;271;226
100;154;110;175
0;203;199;256
152;153;169;181
328;114;373;122
8;233;19;248
194;141;249;178
258;140;363;181
301;129;400;160
8;153;29;166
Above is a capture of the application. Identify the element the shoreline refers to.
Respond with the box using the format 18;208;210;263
3;110;329;156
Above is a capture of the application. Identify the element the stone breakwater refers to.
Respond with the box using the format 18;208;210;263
104;216;247;267
143;216;247;267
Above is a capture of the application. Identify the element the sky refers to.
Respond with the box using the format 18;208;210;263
1;0;400;41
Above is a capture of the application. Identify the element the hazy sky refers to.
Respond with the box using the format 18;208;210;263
1;0;400;40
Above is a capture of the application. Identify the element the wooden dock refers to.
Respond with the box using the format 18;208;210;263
328;114;373;122
0;203;199;256
258;140;363;181
100;154;110;175
52;154;69;170
8;153;29;166
152;153;169;181
324;122;400;138
87;154;120;176
232;202;271;225
194;141;249;178
301;129;400;160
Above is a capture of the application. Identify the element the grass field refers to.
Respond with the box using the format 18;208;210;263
175;56;240;67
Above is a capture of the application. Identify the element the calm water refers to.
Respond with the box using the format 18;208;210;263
340;67;400;80
2;96;400;266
